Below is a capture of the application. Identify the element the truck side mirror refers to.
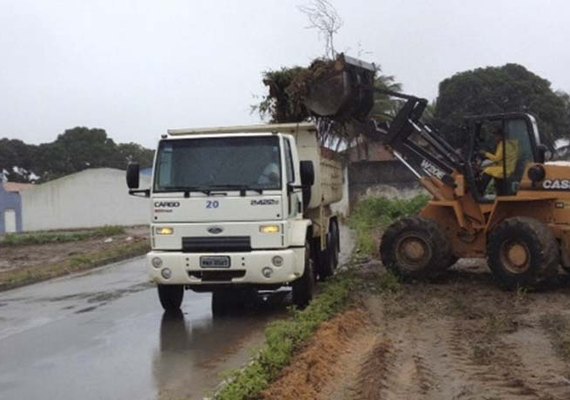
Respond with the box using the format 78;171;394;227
300;161;315;186
126;163;140;189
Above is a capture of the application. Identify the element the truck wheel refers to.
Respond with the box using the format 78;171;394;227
157;284;184;312
487;217;559;290
211;289;255;317
292;241;315;309
317;233;336;281
380;217;451;280
211;290;232;317
330;219;340;268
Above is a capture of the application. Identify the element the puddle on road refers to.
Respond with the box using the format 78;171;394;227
152;293;289;399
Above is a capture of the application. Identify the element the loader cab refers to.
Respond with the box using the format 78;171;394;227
466;113;541;202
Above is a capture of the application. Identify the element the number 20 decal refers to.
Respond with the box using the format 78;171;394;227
206;200;219;209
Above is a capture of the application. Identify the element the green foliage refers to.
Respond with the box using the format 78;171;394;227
349;195;429;255
370;74;403;121
0;127;154;183
434;63;570;146
215;272;356;400
255;67;311;123
0;226;125;247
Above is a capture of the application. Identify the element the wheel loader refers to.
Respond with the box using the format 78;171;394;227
301;54;570;289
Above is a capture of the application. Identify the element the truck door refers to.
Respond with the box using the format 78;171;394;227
284;139;300;217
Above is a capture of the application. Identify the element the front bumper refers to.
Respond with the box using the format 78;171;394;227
147;248;305;286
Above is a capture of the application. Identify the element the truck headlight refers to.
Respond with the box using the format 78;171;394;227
260;225;280;234
151;257;163;268
272;256;284;267
156;227;174;235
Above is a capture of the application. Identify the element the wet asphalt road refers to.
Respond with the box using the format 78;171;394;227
0;225;354;400
0;258;279;400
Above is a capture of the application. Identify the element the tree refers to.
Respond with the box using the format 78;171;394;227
0;127;154;183
434;64;570;146
298;0;343;60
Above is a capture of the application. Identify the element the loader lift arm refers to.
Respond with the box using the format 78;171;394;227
365;90;465;186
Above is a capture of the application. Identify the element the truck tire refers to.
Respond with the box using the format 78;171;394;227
487;217;559;290
211;290;232;317
380;217;452;280
292;240;315;309
318;221;340;281
317;234;335;281
211;288;256;317
157;284;184;312
330;219;340;268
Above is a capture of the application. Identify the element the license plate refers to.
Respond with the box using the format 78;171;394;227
200;256;231;268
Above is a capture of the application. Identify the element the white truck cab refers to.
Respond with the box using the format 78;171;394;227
127;123;343;315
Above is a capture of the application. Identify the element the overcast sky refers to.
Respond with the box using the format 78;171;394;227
1;0;569;148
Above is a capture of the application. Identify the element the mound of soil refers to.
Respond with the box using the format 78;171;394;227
261;309;369;399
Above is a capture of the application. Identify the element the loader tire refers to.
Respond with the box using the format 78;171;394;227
380;217;452;280
158;284;184;312
292;240;315;309
487;217;559;290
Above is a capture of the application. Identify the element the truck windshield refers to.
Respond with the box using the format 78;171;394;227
154;136;282;192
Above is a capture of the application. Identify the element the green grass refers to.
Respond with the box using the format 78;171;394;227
0;226;126;247
215;270;358;400
349;195;429;256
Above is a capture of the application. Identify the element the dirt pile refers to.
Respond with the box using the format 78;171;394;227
260;308;369;399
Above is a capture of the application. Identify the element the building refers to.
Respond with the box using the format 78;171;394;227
0;182;33;234
20;168;151;232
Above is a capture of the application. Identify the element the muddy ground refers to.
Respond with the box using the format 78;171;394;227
264;259;570;400
0;226;149;289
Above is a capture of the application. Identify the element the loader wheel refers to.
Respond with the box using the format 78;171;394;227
380;217;452;280
157;284;184;312
292;240;315;309
487;217;559;290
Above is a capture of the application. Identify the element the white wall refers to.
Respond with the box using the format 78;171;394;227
21;168;151;231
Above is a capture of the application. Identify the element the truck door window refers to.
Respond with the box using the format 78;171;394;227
284;139;295;183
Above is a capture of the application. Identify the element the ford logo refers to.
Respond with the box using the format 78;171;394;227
207;226;224;235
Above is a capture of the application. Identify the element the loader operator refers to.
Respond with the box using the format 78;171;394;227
479;127;519;193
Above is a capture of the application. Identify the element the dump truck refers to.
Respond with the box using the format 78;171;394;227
301;54;569;290
126;123;343;314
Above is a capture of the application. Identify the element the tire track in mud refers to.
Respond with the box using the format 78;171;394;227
347;284;570;399
263;262;570;400
447;321;541;400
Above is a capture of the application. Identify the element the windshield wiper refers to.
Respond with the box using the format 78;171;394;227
208;184;264;195
159;186;213;196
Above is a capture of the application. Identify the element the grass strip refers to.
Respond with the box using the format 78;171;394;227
0;225;126;247
215;269;359;400
0;240;149;291
349;195;429;256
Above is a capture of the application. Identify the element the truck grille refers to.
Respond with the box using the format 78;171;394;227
182;236;251;253
188;270;246;281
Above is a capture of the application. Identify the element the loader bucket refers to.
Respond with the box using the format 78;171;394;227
302;54;376;122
